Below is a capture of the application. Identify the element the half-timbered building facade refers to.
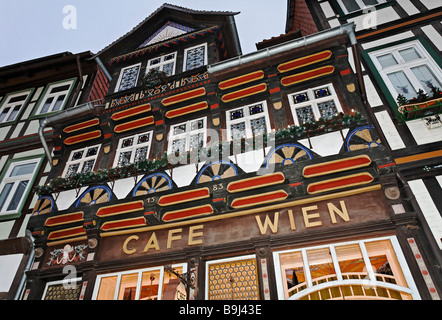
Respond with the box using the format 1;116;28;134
0;51;109;299
20;2;440;300
285;0;442;300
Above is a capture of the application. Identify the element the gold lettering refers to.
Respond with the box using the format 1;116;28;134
302;205;322;228
167;228;182;249
188;225;204;246
255;212;279;235
123;235;139;255
287;209;296;230
328;201;350;223
143;232;160;252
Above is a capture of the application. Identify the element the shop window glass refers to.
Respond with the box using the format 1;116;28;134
274;237;417;300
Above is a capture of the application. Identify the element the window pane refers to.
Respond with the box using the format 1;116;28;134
137;133;150;144
10;163;36;177
185;45;206;70
0;183;13;210
81;160;95;173
122;137;134;148
7;180;28;211
50;84;70;94
249;103;264;115
314;87;331;99
307;247;336;283
41;97;54;114
71;150;84;161
7;105;21;122
250;117;267;136
96;276;118;300
86;147;99;157
231;122;246;140
411;65;442;93
293;92;309;104
335;243;367;279
118;273;139;300
134;147;148;162
0;108;9;122
162;266;182;299
365;240;408;287
53;95;65;111
65;164;80;177
318;100;339;120
118;65;140;91
163;62;174;76
9;94;28;104
387;71;417;100
341;0;361;12
295;105;315;124
172;138;187;153
140;270;161;300
173;124;186;135
117;151;132;167
190;133;204;150
191;119;204;131
279;251;307;298
377;53;398;68
399;47;421;62
362;0;380;6
230;109;244;120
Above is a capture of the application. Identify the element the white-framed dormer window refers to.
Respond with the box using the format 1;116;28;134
369;40;442;102
0;157;42;216
226;101;271;140
63;145;101;178
35;79;76;115
168;117;206;154
115;63;142;93
288;83;343;126
337;0;387;14
146;52;177;76
0;89;33;124
113;131;153;167
183;43;208;72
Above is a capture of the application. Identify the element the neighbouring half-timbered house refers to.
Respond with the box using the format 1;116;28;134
285;0;442;300
0;51;109;299
22;2;439;300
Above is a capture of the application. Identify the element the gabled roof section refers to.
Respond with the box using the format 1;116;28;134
95;3;242;64
138;21;195;48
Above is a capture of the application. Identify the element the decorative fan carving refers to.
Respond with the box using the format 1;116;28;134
133;173;173;197
196;161;239;184
345;125;381;151
75;186;111;208
265;143;313;168
32;196;55;216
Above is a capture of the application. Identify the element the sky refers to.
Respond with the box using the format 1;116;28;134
0;0;287;67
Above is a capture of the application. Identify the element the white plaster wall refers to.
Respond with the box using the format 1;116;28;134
397;0;420;15
420;0;441;10
361;31;415;50
0;254;23;292
375;110;405;150
0;220;14;240
349;6;400;32
299;129;349;157
406;119;442;145
408;179;442;250
421;25;442;51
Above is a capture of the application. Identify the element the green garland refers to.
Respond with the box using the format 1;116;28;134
34;112;362;196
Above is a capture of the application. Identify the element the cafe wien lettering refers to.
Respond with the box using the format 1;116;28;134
121;200;353;255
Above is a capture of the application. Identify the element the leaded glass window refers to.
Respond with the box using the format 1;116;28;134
63;145;101;178
168;117;207;154
369;40;442;104
226;101;271;140
114;131;153;167
184;43;207;71
289;84;343;126
146;52;177;76
115;63;141;92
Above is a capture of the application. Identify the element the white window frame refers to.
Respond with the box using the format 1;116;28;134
168;117;207;154
0;89;33;124
114;63;142;93
0;157;42;216
226;100;271;140
288;83;343;126
113;130;153;167
369;40;442;103
183;43;208;72
146;52;177;76
35;79;76;115
62;144;101;178
92;263;187;300
273;236;420;300
205;254;257;300
337;0;387;15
